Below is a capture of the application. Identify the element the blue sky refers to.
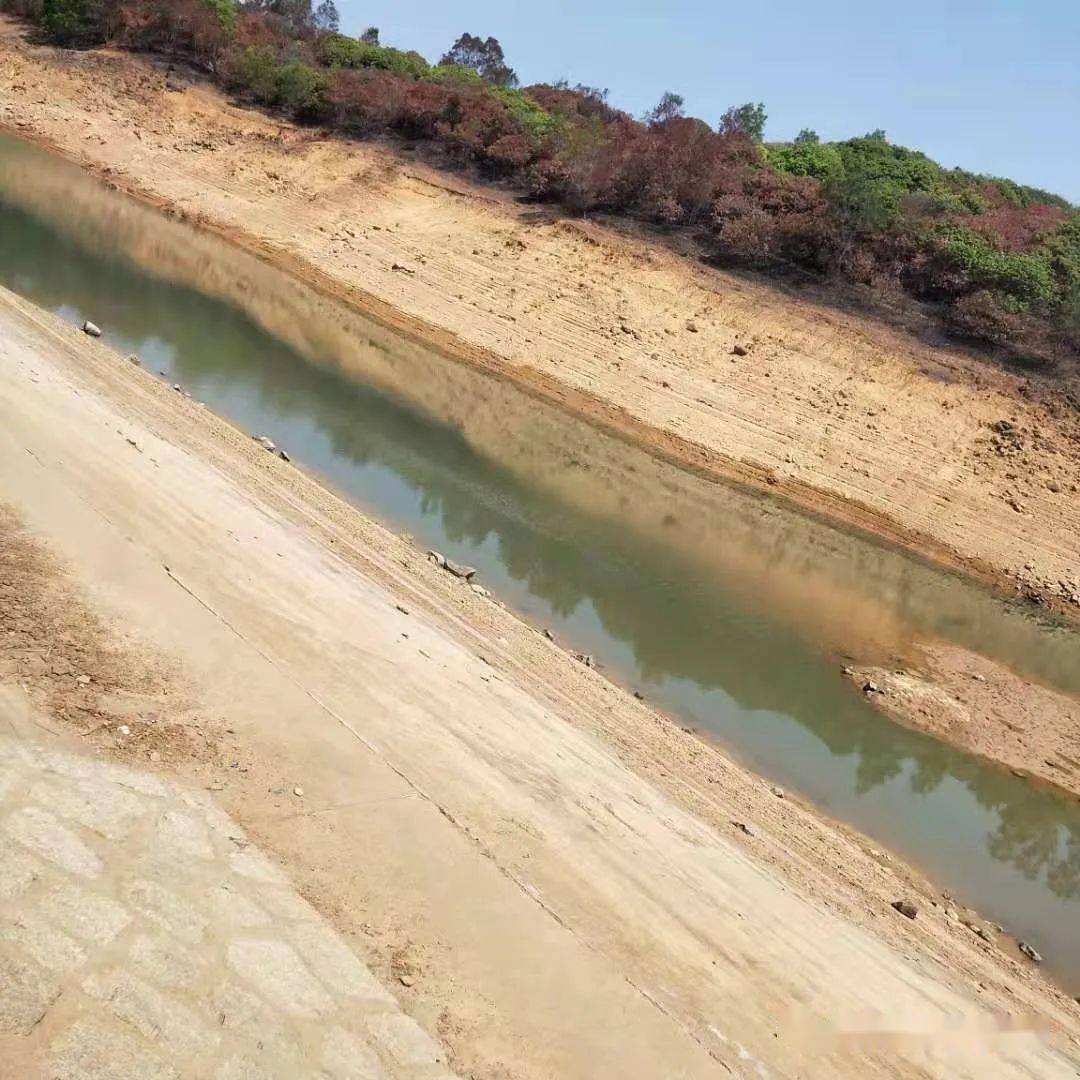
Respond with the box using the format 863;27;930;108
338;0;1080;203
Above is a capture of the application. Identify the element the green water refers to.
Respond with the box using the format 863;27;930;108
2;132;1080;989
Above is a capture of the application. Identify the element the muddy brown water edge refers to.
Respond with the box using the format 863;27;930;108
2;131;1080;991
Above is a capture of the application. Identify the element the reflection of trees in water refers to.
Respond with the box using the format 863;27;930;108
969;769;1080;900
6;193;1080;903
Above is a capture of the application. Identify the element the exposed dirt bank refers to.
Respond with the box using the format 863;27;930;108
2;285;1080;1076
1;20;1078;623
848;644;1080;800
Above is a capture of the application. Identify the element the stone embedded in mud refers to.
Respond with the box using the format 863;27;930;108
891;900;918;920
82;320;102;337
1018;941;1042;964
444;558;476;581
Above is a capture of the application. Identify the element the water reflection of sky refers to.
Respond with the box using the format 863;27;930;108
3;134;1080;988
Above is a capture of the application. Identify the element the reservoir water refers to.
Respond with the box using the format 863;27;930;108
2;132;1079;988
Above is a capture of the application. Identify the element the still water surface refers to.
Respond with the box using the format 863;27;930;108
2;133;1079;987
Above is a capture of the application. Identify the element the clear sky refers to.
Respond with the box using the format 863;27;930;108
337;0;1080;203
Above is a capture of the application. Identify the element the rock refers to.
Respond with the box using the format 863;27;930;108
574;653;594;668
891;900;918;920
390;262;415;274
542;628;554;641
731;344;749;356
632;690;644;701
771;786;784;799
127;354;140;365
685;320;698;333
470;583;490;597
75;674;91;686
293;786;304;798
731;821;755;837
1018;941;1042;964
82;320;102;337
118;724;131;736
443;558;477;581
862;680;881;695
971;673;986;682
252;435;277;453
427;550;447;568
278;449;291;462
395;604;409;615
398;973;416;987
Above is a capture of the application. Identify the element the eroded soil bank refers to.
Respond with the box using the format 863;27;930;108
1;19;1078;618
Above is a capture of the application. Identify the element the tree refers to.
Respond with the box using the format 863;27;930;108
360;25;379;44
644;91;684;126
312;0;338;33
719;102;767;142
865;128;888;141
439;32;518;87
794;128;819;145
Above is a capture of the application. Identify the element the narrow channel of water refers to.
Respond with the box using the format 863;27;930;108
2;132;1079;988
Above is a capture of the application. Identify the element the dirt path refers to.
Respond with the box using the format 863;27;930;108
1;20;1078;622
1;285;1079;1077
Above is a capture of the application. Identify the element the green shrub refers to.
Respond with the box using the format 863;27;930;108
272;61;327;118
234;43;280;101
936;225;1058;306
41;0;103;44
317;34;429;78
493;87;560;141
200;0;236;33
424;62;485;85
767;141;843;182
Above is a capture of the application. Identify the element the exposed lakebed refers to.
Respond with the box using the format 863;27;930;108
2;131;1079;989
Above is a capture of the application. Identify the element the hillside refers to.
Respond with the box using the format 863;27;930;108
1;18;1078;618
3;0;1079;375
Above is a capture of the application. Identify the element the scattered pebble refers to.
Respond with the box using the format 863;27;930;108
398;973;416;987
82;320;101;337
1018;941;1042;964
293;786;304;798
118;724;131;736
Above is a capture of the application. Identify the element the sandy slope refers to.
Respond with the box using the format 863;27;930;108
2;288;1079;1077
1;21;1078;620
